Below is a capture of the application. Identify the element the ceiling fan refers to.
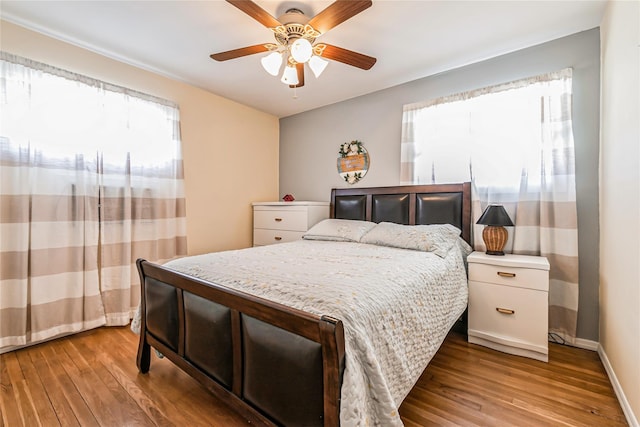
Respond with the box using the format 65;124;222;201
210;0;377;88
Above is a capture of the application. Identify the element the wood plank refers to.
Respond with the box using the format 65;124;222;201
0;352;25;426
0;328;628;426
106;327;251;426
23;345;78;427
78;329;189;423
49;339;122;425
2;351;40;426
404;332;627;427
62;337;154;426
38;345;98;426
421;364;581;426
15;350;59;426
99;330;207;426
432;338;625;422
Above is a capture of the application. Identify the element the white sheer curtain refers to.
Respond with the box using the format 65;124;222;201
0;52;187;350
401;69;580;344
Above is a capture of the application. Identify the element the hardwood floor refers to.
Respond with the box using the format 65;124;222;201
1;327;627;426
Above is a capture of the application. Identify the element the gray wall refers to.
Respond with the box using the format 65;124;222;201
279;29;601;341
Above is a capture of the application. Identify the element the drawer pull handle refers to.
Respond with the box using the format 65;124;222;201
274;218;283;222
496;307;515;315
497;271;516;278
274;236;282;241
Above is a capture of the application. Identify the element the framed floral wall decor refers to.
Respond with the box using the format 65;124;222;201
337;140;370;184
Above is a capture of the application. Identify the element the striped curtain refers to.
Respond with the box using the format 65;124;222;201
0;143;105;348
0;52;187;350
99;152;187;326
400;69;580;344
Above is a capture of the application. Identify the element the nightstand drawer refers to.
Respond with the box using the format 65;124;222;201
253;229;305;246
469;263;548;291
254;210;308;231
468;280;548;351
467;251;549;362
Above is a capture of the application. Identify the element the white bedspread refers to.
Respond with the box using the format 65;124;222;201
152;239;469;426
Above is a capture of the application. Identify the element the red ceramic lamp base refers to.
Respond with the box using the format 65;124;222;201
482;225;508;256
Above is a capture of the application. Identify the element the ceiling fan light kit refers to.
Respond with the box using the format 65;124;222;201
308;55;329;78
281;64;299;85
261;51;283;76
211;0;376;90
290;38;313;63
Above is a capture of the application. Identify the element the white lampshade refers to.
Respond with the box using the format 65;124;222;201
261;52;283;76
290;38;313;63
308;55;329;78
281;65;299;85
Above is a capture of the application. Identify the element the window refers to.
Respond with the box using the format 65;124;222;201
0;52;187;349
400;68;581;344
401;69;574;194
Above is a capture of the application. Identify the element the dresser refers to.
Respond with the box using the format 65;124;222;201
467;251;550;362
252;201;330;247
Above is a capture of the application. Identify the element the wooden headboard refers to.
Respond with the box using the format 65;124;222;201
331;183;472;245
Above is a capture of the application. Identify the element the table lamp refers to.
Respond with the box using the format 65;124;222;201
476;205;514;255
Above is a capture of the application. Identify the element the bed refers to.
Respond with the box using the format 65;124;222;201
135;183;471;426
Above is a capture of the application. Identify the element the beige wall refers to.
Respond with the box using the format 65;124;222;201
1;21;280;255
599;0;640;424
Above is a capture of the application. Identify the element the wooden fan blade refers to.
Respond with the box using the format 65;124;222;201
226;0;282;28
308;0;372;34
321;44;376;70
289;63;305;88
210;44;270;61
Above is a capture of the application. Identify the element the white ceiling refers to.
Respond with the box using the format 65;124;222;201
1;0;606;118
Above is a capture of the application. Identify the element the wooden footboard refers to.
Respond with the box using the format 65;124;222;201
136;258;345;427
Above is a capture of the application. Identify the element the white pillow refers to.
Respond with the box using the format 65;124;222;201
360;222;462;257
303;219;376;242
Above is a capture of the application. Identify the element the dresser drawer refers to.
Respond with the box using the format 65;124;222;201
469;263;548;291
468;280;548;351
253;229;305;246
254;209;308;231
252;202;329;247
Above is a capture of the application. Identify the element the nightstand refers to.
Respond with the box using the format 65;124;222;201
467;251;550;362
252;202;329;246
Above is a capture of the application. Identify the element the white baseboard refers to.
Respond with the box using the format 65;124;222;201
573;337;599;351
559;338;638;426
598;344;639;427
